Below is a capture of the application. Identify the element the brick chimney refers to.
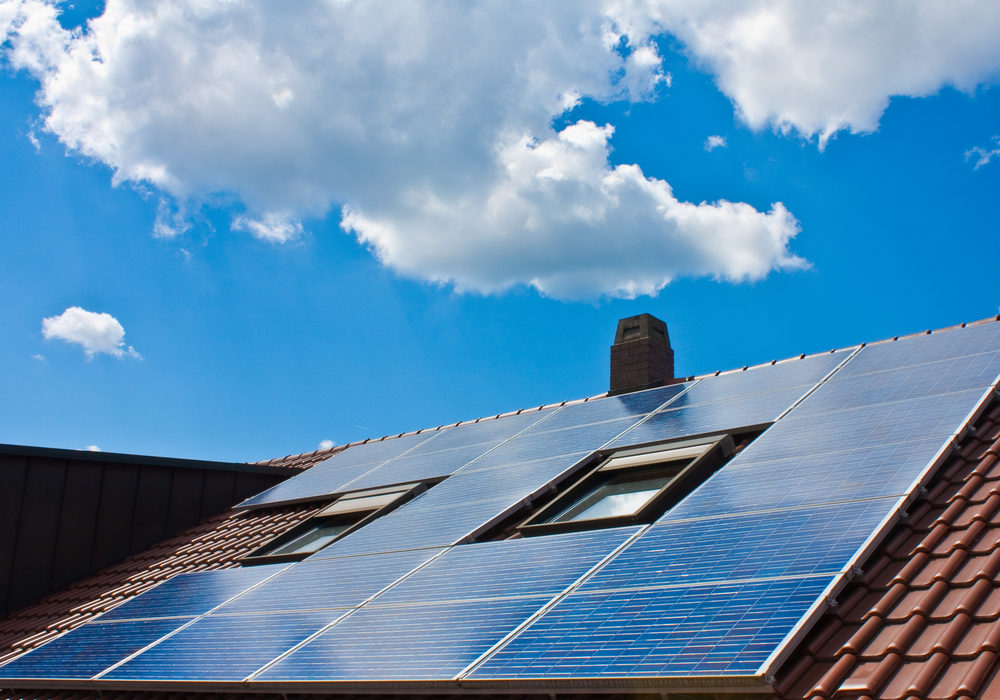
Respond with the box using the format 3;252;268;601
609;314;675;396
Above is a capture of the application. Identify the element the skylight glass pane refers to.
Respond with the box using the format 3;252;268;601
265;522;352;556
319;490;405;515
545;472;677;523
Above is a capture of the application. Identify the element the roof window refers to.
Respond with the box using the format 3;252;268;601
242;482;427;564
516;434;736;537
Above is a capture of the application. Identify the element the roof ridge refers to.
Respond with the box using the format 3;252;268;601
256;314;1000;468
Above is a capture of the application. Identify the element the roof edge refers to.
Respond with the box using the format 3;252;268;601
0;443;290;476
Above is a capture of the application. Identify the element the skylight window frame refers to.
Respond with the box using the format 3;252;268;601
517;434;735;537
241;480;430;564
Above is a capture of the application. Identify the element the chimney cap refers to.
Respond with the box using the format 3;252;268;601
609;314;675;396
614;313;670;346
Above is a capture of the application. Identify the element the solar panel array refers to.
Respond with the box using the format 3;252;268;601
3;323;999;691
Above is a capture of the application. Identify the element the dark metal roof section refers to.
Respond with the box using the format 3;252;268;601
609;313;675;396
0;444;291;621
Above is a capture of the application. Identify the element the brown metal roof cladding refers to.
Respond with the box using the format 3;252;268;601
0;501;322;667
775;397;1000;700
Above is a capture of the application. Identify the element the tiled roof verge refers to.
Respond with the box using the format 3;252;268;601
776;398;1000;700
0;503;322;667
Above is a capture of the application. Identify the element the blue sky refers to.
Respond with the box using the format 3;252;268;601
1;1;998;461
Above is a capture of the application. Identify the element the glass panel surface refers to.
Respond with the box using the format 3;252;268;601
545;470;678;523
319;490;406;515
265;522;352;556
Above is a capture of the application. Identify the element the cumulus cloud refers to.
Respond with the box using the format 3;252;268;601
41;306;140;359
85;445;101;451
318;439;335;450
344;120;804;297
6;2;994;296
704;135;726;151
966;135;1000;169
631;0;1000;146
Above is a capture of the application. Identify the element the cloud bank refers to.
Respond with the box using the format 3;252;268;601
41;306;140;359
634;0;1000;146
3;1;998;297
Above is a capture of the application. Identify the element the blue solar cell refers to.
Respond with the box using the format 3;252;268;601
217;548;443;614
441;451;593;498
256;597;549;681
307;495;522;557
606;386;810;449
664;438;948;518
468;575;830;678
525;383;689;434
0;618;186;681
338;409;556;490
791;352;1000;418
239;431;439;508
103;610;340;682
836;322;1000;378
374;528;638;605
309;452;593;557
735;389;984;463
99;565;287;621
666;351;848;408
578;499;892;591
464;417;641;470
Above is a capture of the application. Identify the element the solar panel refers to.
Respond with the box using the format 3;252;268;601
255;597;550;681
835;322;1000;377
338;408;552;491
734;389;984;463
217;548;443;614
790;351;1000;418
99;565;287;621
373;528;638;605
662;437;949;518
579;499;893;591
467;576;831;678
523;383;689;434
103;610;341;682
306;451;595;558
0;618;186;681
238;431;440;508
606;386;811;449
460;416;642;470
663;351;848;407
306;494;527;557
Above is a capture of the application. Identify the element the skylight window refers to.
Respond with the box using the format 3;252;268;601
242;482;428;563
516;435;736;537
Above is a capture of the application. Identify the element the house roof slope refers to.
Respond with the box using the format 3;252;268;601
3;317;1000;698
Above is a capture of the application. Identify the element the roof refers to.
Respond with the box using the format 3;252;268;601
2;317;999;698
776;398;1000;699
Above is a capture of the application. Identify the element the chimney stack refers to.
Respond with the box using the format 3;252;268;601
609;314;674;396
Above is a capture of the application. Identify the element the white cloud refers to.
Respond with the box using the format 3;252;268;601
31;353;45;361
9;1;994;296
705;134;726;151
631;1;1000;146
41;306;140;359
85;445;101;451
966;135;1000;169
344;120;804;298
232;212;303;244
318;439;335;450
